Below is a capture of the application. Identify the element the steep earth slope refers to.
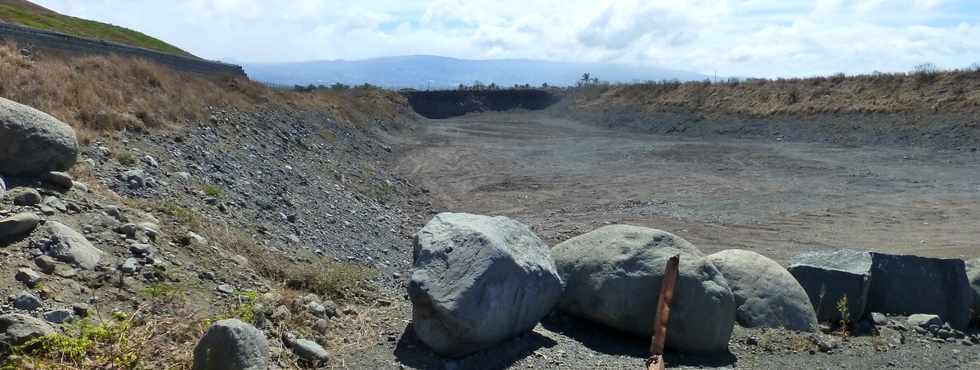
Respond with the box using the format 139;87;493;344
0;0;191;56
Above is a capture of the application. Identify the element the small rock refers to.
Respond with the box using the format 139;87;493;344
306;302;328;318
871;312;889;326
34;255;58;274
173;172;191;182
41;171;74;189
42;309;74;324
184;231;208;247
120;258;141;273
45;221;104;269
15;268;42;288
0;212;41;240
142;155;159;168
199;271;216;280
129;243;154;257
0;314;56;351
10;188;42;206
289;338;330;363
13;291;42;311
72;303;90;317
217;284;235;294
121;169;147;189
908;314;943;328
813;334;840;353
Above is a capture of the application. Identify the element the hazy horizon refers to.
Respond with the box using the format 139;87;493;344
31;0;980;78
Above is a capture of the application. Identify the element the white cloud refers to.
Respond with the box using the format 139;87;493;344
30;0;980;77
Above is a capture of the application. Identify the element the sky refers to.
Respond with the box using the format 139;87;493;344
32;0;980;78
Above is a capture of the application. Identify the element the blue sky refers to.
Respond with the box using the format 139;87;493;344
32;0;980;78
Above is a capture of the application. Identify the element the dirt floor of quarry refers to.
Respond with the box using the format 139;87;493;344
339;110;980;369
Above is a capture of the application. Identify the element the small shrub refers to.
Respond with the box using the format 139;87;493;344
154;201;204;230
836;295;851;336
114;151;136;166
203;184;223;198
287;262;379;300
138;282;189;304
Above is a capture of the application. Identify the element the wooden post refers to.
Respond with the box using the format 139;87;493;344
647;255;680;370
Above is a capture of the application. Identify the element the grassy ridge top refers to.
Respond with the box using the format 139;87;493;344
0;0;192;57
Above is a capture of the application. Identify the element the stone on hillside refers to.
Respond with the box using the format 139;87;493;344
907;314;943;328
33;254;56;275
192;319;270;370
867;253;971;330
0;314;55;352
12;291;42;311
45;221;104;269
10;188;41;206
408;213;562;357
121;169;147;189
706;249;817;332
553;225;735;353
41;171;74;189
288;337;330;363
15;268;42;288
120;258;141;273
0;212;41;241
967;258;980;323
43;309;74;324
788;250;872;323
0;97;79;175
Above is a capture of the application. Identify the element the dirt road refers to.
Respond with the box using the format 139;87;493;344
396;111;980;263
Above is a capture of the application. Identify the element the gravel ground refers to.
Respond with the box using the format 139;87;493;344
336;110;980;369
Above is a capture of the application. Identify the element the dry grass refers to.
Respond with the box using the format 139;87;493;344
0;42;409;143
573;69;980;117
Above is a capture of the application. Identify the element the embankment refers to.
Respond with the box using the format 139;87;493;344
404;89;559;119
0;22;244;77
565;72;980;150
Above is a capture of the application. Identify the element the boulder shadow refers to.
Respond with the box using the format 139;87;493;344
540;312;737;368
394;323;558;370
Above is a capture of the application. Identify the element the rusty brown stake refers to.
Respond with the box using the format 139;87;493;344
647;255;680;370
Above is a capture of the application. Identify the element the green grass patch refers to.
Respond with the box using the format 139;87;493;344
0;4;190;56
203;184;223;198
114;151;136;166
138;282;190;304
287;262;379;300
3;314;139;369
153;201;204;230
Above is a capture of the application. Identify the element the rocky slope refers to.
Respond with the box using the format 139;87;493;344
0;95;435;367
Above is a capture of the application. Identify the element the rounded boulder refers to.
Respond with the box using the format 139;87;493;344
706;249;818;332
408;212;562;357
552;225;735;354
192;319;270;370
0;97;78;175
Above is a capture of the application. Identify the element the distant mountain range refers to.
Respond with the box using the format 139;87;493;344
242;55;707;89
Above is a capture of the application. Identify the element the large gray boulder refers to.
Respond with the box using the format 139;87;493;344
44;221;104;269
192;319;270;370
707;249;817;332
408;213;562;357
0;97;78;175
0;212;41;241
866;253;971;330
552;225;735;353
0;313;55;352
788;250;872;323
967;258;980;323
